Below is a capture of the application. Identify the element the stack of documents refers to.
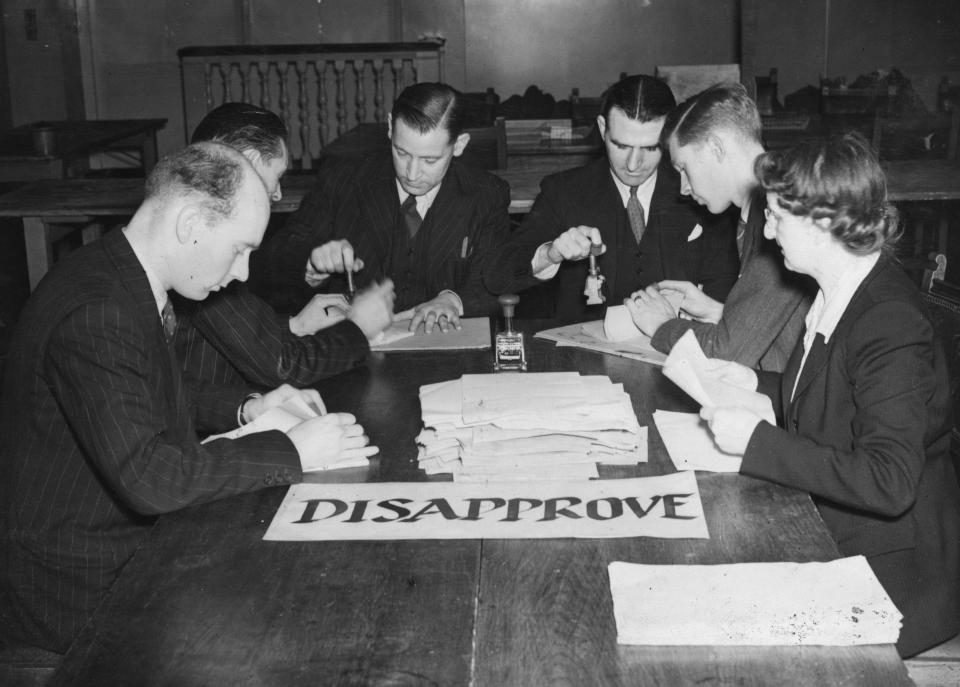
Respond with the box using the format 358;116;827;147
417;372;646;481
609;556;902;646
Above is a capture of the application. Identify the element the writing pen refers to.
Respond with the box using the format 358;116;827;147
346;268;355;301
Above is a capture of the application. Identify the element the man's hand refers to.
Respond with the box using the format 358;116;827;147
700;406;762;457
286;412;379;471
623;285;677;337
243;384;326;423
305;240;366;287
348;279;396;339
546;226;604;264
409;292;461;333
288;294;350;336
656;280;724;323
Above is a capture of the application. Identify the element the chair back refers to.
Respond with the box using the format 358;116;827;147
461;116;507;170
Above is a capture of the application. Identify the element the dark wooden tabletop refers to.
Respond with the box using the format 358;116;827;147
48;323;910;686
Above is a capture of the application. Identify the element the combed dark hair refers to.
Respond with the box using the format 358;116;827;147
392;82;466;142
145;143;245;222
661;82;762;148
190;102;287;161
601;74;676;122
755;132;900;254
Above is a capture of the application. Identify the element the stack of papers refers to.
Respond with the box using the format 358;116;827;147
608;556;902;646
417;372;647;481
370;316;490;351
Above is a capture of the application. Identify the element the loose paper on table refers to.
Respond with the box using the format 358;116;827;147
370;316;490;351
609;556;902;646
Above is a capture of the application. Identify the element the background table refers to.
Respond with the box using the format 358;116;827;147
0;119;166;182
48;324;910;686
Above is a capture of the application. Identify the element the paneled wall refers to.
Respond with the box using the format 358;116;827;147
2;0;958;157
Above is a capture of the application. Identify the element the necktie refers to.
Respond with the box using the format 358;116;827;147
627;186;645;243
401;195;422;239
736;217;748;259
161;298;178;342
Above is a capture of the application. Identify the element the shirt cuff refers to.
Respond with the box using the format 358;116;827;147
438;290;464;316
531;242;561;280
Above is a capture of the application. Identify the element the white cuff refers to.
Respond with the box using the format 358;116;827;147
531;242;561;281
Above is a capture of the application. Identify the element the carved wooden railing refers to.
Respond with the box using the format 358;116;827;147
178;40;445;170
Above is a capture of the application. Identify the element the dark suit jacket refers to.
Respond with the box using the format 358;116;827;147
173;284;370;389
482;157;740;322
651;194;813;371
254;154;511;317
743;255;960;657
0;229;302;652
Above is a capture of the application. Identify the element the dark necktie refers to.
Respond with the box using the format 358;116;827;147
401;195;422;239
161;298;178;342
736;217;748;260
627;186;646;243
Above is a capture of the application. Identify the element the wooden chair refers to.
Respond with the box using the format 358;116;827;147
654;64;741;102
461;116;507;170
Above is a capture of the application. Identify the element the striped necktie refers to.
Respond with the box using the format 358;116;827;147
401;195;422;239
627;186;645;243
161;298;177;342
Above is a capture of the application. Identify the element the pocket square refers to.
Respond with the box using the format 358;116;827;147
687;224;703;242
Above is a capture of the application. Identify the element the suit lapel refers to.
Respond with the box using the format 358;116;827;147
593;167;626;297
648;166;686;282
420;163;470;273
356;160;400;275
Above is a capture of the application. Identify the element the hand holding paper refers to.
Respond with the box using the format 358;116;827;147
662;331;774;456
287;412;379;472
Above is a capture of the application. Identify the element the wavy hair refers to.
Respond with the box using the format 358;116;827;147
754;132;900;254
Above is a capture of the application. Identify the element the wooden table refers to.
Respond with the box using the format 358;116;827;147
0;119;166;182
3;159;957;291
48;326;910;686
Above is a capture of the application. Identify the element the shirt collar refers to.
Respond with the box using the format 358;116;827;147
804;251;880;345
609;168;658;217
125;229;169;318
397;180;442;217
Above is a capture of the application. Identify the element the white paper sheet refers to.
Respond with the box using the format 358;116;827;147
264;472;708;540
535;321;667;366
371;316;490;351
608;556;902;646
652;410;742;473
663;330;775;423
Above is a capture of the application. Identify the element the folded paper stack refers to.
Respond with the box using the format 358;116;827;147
417;372;646;481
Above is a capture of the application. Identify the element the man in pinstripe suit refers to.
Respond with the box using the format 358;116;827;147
0;143;377;653
254;82;511;334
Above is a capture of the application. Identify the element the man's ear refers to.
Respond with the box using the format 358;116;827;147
452;132;470;157
596;114;607;139
174;204;203;246
241;148;262;167
386;113;393;141
706;133;725;162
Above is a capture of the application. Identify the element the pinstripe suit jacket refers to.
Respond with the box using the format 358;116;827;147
253;155;511;316
173;285;370;389
651;193;814;372
0;229;302;652
482;158;740;322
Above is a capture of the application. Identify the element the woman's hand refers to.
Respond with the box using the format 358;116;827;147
700;406;763;456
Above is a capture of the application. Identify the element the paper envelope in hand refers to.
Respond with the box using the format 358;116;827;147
663;330;774;423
